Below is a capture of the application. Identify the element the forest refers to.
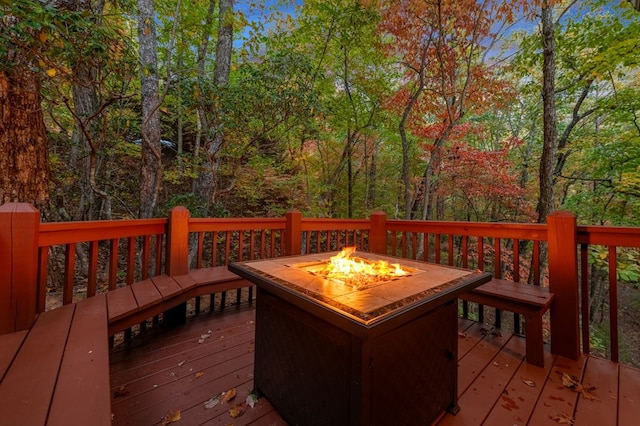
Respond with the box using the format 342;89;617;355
1;0;638;227
2;0;640;365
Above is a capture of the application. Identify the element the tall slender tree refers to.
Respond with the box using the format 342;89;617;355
193;0;234;216
537;0;559;223
137;0;162;218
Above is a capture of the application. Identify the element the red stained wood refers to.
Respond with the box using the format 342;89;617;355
0;329;27;379
151;274;183;299
472;279;554;308
456;322;511;396
166;206;190;276
482;345;555;425
110;307;259;426
461;278;554;367
618;365;640;426
107;303;630;426
172;272;198;292
547;211;581;361
107;285;139;323
188;266;244;285
130;278;162;310
527;355;586;425
0;203;39;333
47;294;110;426
457;317;482;357
0;304;74;425
0;204;14;333
573;356;619;425
439;334;526;425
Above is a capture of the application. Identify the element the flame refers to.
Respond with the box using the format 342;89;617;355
322;247;407;288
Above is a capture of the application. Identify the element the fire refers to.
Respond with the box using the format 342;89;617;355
322;247;407;288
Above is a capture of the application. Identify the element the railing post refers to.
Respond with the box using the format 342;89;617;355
0;203;39;334
369;211;387;255
284;209;302;256
166;206;189;276
547;210;580;360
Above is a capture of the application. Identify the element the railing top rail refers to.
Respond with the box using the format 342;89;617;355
577;225;640;247
39;219;168;246
188;217;286;232
300;218;370;231
386;219;548;241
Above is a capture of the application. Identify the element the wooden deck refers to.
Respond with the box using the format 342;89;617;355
110;303;640;426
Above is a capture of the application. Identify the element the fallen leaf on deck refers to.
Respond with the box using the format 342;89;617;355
229;404;245;418
222;388;237;403
194;371;204;379
177;360;186;367
549;413;574;424
160;410;181;425
561;373;579;389
522;378;536;387
114;385;130;398
198;331;213;344
560;372;599;401
580;387;599;401
204;396;220;409
246;393;258;409
458;332;467;338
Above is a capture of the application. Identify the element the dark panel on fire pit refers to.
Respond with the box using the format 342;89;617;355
255;288;356;426
370;301;457;425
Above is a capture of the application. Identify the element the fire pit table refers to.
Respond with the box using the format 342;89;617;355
229;251;491;426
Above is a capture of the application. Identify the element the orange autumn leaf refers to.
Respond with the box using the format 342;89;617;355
229;404;245;418
549;413;574;424
160;410;181;425
222;388;237;403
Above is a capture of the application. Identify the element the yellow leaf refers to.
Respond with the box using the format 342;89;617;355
194;371;204;379
549;413;574;424
46;68;57;78
222;388;237;403
38;31;47;43
160;410;181;425
228;404;245;418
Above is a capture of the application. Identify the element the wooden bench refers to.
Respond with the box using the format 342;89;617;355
460;278;554;367
0;295;111;426
0;266;251;425
107;266;250;335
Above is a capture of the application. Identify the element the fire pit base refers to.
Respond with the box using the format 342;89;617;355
254;287;458;426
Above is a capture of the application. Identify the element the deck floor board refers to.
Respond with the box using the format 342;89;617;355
109;303;636;426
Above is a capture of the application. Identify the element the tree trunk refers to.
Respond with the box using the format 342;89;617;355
536;0;558;223
137;0;162;219
399;85;423;220
0;68;50;210
194;0;234;216
68;0;110;221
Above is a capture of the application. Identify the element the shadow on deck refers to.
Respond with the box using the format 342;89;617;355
110;303;639;426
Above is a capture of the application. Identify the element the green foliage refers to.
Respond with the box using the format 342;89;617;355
588;246;640;286
162;192;208;218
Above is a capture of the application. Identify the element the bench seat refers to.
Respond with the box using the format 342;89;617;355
0;295;110;426
461;278;554;367
107;266;250;335
0;266;251;426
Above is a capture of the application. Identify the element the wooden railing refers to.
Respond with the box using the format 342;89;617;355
1;203;637;365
